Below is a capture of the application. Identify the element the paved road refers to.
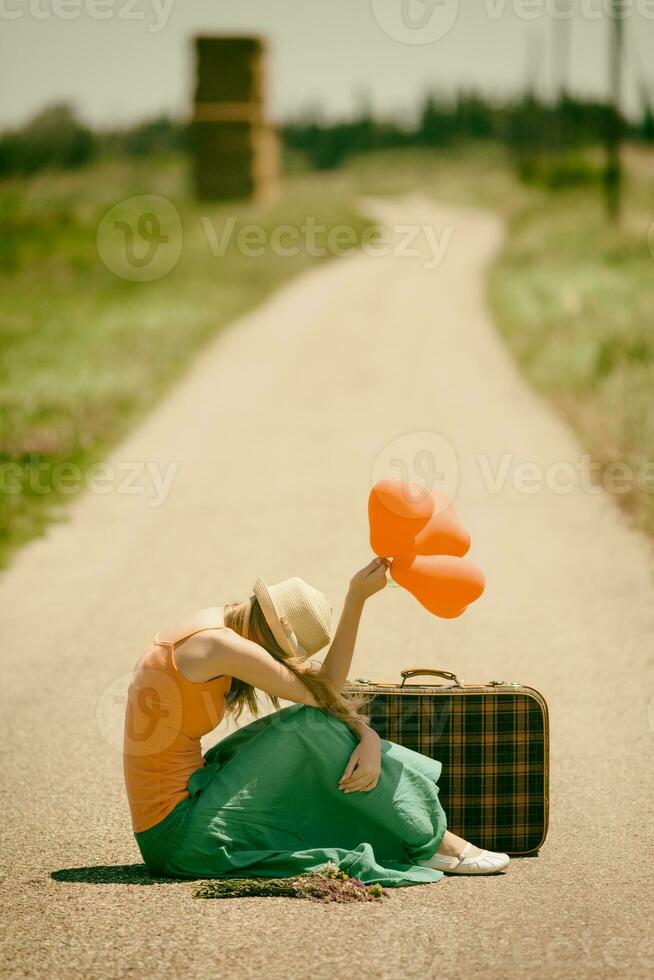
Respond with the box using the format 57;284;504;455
2;198;652;979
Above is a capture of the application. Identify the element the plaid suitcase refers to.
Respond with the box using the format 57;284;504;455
346;667;549;855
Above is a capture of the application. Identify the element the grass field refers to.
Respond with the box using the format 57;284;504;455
2;145;653;565
489;149;654;535
0;157;372;565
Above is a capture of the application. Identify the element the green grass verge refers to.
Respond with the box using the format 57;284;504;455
0;156;372;566
488;147;654;534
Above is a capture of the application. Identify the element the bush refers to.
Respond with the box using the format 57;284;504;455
516;154;604;190
0;103;95;177
101;115;188;158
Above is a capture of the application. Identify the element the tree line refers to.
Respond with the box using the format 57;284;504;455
1;92;652;179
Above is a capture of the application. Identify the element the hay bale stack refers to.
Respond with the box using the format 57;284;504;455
191;35;279;203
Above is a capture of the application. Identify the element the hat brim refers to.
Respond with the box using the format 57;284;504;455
253;577;305;658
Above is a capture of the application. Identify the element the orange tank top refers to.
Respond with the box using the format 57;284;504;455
123;607;232;833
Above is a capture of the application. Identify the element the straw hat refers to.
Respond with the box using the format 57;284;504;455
252;576;333;658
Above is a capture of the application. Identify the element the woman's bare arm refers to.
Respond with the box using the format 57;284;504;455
174;628;320;707
175;614;381;777
316;557;390;690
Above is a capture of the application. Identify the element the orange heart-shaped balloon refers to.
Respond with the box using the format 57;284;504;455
368;479;432;558
391;555;485;618
413;490;470;558
369;479;470;558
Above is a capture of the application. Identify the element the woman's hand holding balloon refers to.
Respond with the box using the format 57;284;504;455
348;556;391;603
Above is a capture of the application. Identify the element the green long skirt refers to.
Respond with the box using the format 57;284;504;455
135;704;448;887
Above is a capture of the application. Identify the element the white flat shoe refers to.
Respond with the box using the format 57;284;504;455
420;841;510;875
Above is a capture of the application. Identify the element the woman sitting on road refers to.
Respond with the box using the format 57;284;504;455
123;558;510;885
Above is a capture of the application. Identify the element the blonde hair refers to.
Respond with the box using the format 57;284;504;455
223;598;369;726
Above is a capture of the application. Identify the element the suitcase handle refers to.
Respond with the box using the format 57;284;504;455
399;668;464;688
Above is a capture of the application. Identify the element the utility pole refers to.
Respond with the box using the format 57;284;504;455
604;0;624;222
551;0;572;156
552;0;571;99
524;29;544;97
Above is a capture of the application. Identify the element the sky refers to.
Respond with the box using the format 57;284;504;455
1;0;653;130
